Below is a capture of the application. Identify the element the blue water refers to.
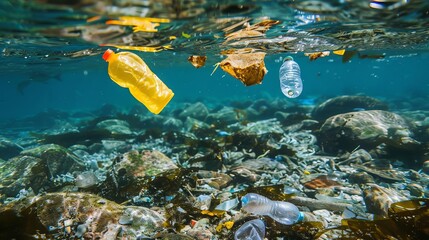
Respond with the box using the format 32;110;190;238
0;50;427;121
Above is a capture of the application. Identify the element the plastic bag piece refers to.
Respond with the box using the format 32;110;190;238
234;219;265;240
102;49;174;114
188;55;207;68
220;52;267;86
241;193;304;225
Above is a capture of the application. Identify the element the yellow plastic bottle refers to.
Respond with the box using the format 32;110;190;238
102;49;174;114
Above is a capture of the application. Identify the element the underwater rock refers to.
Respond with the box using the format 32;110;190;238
363;184;408;217
240;118;284;135
245;99;277;120
0;144;85;202
0;192;164;239
193;170;232;189
101;139;131;153
240;158;288;172
68;144;88;152
312;95;389;122
0;138;23;160
279;131;318;158
116;150;178;178
207;106;243;125
162;117;184;131
96;118;133;135
406;183;424;197
88;142;103;153
275;112;311;127
179;102;209;121
347;149;373;163
75;171;99;189
319;110;419;153
284;119;320;133
354;163;405;182
184;116;211;132
348;172;375;184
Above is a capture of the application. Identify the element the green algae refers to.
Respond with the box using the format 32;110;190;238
317;198;429;240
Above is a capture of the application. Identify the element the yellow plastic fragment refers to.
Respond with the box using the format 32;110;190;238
224;221;234;229
106;16;170;32
333;49;346;55
100;44;169;53
133;23;160;33
87;16;101;23
169;36;177;40
182;32;191;38
215;223;223;232
303;170;311;175
216;221;235;232
106;16;170;26
201;210;225;217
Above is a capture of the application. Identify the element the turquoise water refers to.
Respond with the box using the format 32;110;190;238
0;0;428;121
0;51;428;121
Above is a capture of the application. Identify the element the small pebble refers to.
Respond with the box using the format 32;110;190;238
348;172;374;184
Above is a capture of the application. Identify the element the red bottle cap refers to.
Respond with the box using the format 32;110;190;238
102;49;114;62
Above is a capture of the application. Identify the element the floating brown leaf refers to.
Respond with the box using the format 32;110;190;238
220;52;267;86
188;55;207;68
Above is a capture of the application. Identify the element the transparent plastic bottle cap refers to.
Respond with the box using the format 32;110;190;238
241;195;249;205
297;212;305;223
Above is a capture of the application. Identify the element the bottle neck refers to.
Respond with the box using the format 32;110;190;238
296;212;305;223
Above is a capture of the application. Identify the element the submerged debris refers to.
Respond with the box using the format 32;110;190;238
219;52;267;86
0;95;428;239
188;55;207;68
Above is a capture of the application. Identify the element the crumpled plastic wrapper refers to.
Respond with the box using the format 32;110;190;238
188;55;207;68
219;52;267;86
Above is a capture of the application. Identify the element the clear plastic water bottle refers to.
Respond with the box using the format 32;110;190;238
234;219;265;240
241;193;304;225
279;56;303;98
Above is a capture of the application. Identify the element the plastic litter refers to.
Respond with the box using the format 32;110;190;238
75;171;98;189
279;56;303;98
188;55;207;68
220;52;267;86
214;198;239;211
234;219;265;240
241;193;304;225
102;49;174;114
